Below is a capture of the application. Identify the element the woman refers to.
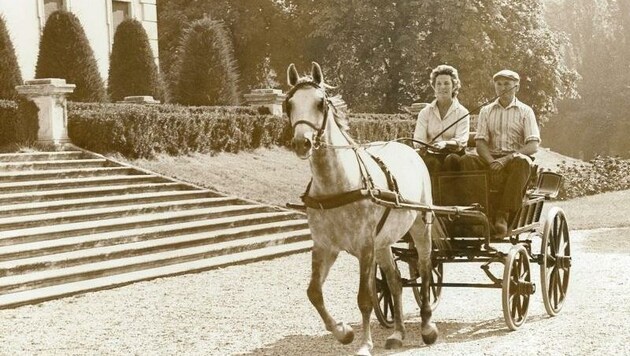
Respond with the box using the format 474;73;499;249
413;64;470;172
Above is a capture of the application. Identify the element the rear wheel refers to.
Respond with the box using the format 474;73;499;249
540;207;571;316
502;244;535;330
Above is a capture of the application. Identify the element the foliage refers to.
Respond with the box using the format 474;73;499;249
543;0;630;159
67;103;290;158
0;16;22;100
0;99;38;146
557;156;630;200
292;0;578;115
158;0;304;95
35;10;106;102
108;19;160;102
171;17;240;106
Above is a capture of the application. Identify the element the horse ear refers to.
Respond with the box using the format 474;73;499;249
311;62;323;85
287;63;299;86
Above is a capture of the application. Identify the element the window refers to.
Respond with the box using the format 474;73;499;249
43;0;64;23
112;1;131;31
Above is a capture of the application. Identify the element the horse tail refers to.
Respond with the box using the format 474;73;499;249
430;214;451;251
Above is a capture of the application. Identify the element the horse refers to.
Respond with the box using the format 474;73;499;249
285;62;439;355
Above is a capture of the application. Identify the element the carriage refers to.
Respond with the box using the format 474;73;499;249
285;62;571;354
371;165;572;331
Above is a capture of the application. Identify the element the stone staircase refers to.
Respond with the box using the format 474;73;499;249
0;149;312;309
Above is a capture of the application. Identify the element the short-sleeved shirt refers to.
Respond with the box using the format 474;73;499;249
475;98;541;155
413;98;470;149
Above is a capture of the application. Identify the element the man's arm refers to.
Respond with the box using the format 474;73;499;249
475;139;495;165
516;140;539;156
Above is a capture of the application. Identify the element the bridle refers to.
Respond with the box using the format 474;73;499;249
284;81;332;150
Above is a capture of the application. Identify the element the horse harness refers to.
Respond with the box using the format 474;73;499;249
285;81;403;235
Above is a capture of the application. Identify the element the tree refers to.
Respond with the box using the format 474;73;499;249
542;0;629;159
171;17;240;106
295;0;577;115
108;19;160;102
35;10;106;102
0;15;23;100
158;0;303;95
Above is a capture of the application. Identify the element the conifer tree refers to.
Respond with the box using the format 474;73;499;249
172;17;240;106
35;10;106;102
108;19;160;102
0;15;23;100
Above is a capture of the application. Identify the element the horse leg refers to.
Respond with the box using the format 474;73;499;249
307;245;354;344
375;246;406;350
410;212;439;344
355;246;375;356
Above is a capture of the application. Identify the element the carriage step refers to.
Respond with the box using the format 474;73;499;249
0;240;313;309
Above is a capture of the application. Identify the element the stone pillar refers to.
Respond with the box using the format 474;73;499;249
243;88;286;116
16;78;76;145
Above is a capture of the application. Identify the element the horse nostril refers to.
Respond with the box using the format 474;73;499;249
292;137;312;151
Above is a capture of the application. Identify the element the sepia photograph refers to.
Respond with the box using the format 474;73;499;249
0;0;628;355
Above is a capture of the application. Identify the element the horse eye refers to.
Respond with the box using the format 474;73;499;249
317;99;324;111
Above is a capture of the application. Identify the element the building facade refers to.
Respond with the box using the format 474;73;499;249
0;0;159;82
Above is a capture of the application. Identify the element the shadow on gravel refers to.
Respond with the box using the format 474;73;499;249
236;315;550;355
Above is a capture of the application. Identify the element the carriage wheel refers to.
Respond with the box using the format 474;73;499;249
412;261;443;311
502;244;534;331
372;263;395;328
540;207;571;316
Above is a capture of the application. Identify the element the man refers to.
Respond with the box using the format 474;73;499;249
460;69;540;236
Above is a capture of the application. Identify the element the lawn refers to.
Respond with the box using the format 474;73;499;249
124;146;630;231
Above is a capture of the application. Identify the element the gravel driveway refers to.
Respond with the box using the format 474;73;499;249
1;228;628;356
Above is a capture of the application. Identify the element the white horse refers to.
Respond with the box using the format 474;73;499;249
286;62;439;355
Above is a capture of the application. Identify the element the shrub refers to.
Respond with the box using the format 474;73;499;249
67;103;289;158
557;156;630;200
0;15;23;100
35;10;106;102
108;19;160;102
0;99;38;146
172;17;240;106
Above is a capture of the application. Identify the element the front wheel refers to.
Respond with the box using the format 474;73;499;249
502;244;535;331
372;263;395;328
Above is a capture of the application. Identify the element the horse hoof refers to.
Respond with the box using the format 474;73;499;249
385;337;403;349
421;324;438;345
355;345;372;356
333;323;354;345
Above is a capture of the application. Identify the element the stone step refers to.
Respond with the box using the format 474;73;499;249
0;220;309;277
0;190;220;218
0;167;135;183
0;240;313;309
0;196;242;231
0;158;109;171
0;204;277;246
0;229;311;294
0;182;193;205
0;174;167;194
0;151;88;162
0;211;305;262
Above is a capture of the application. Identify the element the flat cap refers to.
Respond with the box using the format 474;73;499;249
493;69;520;82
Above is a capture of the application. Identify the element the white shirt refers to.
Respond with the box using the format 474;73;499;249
475;97;541;155
413;98;470;148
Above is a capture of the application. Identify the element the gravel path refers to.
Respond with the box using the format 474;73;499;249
1;228;628;356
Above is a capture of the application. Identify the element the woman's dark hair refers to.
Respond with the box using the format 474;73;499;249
430;64;461;98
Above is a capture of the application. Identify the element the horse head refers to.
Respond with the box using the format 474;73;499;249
285;62;329;159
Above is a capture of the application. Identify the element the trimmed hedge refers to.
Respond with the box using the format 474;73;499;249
0;15;23;100
67;103;291;158
0;99;38;146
